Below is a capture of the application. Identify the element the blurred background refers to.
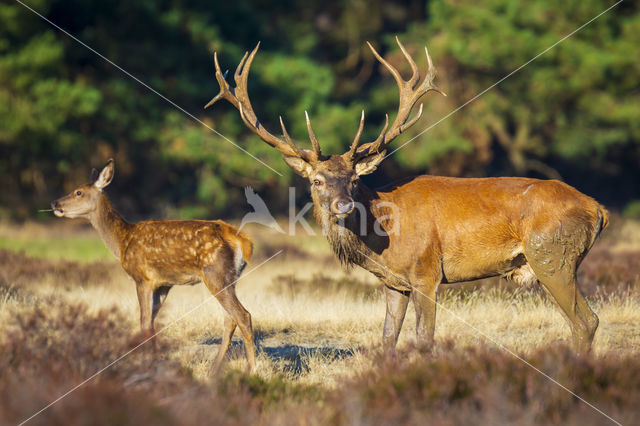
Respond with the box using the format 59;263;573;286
1;0;638;221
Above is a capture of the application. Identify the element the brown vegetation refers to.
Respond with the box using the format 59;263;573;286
1;222;639;425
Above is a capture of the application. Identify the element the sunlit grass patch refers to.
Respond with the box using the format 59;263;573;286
1;220;640;424
0;235;111;263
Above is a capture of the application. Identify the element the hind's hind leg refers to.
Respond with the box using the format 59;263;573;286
202;264;256;372
211;314;238;373
525;233;598;353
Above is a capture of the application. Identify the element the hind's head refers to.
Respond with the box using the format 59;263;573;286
51;159;114;219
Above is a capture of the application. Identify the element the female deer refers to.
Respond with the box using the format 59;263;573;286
51;159;256;372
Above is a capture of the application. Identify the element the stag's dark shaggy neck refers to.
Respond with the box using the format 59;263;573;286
312;182;381;268
88;194;133;259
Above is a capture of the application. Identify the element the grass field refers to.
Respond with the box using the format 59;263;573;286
1;218;640;425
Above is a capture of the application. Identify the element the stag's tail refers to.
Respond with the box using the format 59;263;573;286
588;204;609;251
599;205;610;230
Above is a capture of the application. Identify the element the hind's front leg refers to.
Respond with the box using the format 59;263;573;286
126;281;157;349
135;281;154;335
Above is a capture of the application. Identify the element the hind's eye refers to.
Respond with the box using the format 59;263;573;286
313;179;323;186
75;190;82;196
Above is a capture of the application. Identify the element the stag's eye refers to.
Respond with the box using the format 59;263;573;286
313;179;323;186
75;190;82;196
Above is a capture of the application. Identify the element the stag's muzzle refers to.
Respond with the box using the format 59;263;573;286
331;199;355;217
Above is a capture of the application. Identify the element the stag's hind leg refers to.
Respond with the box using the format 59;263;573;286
202;264;256;372
524;232;598;353
411;254;442;352
411;283;438;351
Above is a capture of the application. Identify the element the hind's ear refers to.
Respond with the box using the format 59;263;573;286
90;168;99;183
94;159;115;190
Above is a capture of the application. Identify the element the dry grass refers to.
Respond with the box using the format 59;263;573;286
1;219;640;424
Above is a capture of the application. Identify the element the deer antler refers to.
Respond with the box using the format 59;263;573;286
350;37;445;162
205;43;319;163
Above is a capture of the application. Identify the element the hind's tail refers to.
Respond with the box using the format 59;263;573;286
231;229;253;277
236;230;254;263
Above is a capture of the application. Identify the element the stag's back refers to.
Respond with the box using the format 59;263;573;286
376;175;608;282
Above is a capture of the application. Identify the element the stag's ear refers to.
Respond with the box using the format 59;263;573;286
355;151;386;176
282;155;314;178
94;159;115;190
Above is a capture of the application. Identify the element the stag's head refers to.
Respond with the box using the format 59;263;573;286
51;159;115;219
205;37;444;220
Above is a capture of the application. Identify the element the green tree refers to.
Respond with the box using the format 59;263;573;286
1;0;637;219
397;0;639;189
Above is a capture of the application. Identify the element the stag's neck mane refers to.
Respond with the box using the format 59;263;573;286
312;183;384;268
87;193;133;259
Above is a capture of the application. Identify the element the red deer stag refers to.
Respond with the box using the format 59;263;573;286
51;159;256;371
205;38;608;353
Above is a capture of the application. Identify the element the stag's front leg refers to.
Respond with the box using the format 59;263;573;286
382;284;410;354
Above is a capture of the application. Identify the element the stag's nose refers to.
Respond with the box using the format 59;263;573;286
331;199;355;216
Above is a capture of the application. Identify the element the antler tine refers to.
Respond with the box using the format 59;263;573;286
234;51;250;82
424;46;446;96
372;113;390;152
347;110;366;160
279;116;306;158
305;111;323;159
399;103;423;133
349;114;390;162
347;37;444;160
364;113;390;156
204;52;235;109
205;43;319;162
395;36;420;88
366;41;404;89
235;43;259;89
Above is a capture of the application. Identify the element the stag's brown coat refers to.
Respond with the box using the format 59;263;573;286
52;160;256;372
206;37;608;353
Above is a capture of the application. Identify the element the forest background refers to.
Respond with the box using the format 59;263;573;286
2;0;638;220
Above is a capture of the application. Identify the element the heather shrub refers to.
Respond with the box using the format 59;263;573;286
322;344;640;425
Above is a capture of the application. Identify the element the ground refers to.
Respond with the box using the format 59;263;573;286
1;218;639;425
